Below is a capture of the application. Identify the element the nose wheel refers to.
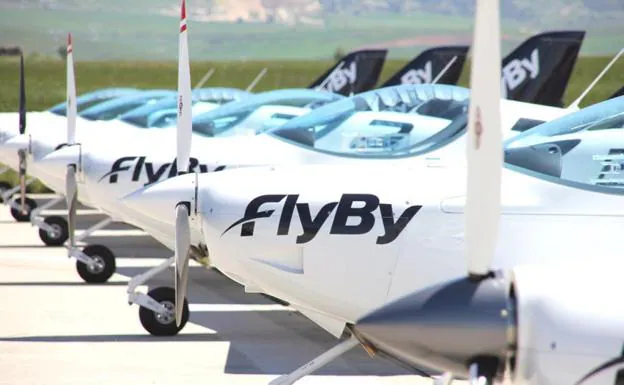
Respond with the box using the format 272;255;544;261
38;216;69;246
138;286;189;336
75;244;116;283
10;196;37;222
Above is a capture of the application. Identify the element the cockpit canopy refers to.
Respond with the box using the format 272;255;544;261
504;95;624;192
190;88;344;137
268;84;470;158
78;90;176;121
48;88;139;116
119;87;252;128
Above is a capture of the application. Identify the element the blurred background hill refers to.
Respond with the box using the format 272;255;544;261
1;0;622;60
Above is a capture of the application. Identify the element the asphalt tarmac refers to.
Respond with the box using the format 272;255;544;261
0;194;449;385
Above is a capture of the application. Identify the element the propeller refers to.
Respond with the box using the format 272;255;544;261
65;32;79;252
173;0;193;326
17;52;27;214
174;203;191;325
65;164;77;250
464;0;503;279
352;0;508;382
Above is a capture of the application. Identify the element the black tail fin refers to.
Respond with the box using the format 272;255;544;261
501;30;585;107
608;86;624;100
380;45;469;87
308;49;388;96
19;51;26;134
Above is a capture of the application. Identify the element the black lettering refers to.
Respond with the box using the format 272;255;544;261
102;156;136;183
144;162;170;185
200;164;209;173
376;204;422;244
168;158;179;177
131;156;145;181
214;165;226;172
330;194;378;235
221;194;286;237
278;194;298;235
187;157;199;173
296;202;338;244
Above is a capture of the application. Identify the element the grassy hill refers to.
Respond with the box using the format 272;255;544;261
0;0;622;60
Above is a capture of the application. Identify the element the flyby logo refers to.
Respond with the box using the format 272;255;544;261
501;48;540;98
221;193;422;245
400;61;433;84
320;61;358;93
98;156;226;186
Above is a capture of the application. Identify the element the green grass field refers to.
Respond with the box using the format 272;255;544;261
0;55;623;192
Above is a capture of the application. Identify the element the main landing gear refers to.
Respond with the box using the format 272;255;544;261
1;175;37;222
127;256;189;336
64;217;116;283
127;254;199;336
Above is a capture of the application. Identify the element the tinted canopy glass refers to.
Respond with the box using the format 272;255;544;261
48;88;139;116
118;87;251;128
78;90;175;121
504;96;624;193
268;84;470;158
190;88;343;137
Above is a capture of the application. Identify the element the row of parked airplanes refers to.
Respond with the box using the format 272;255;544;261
2;0;624;383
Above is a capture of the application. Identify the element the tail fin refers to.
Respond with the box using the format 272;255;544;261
608;86;624;100
501;30;585;107
381;45;469;87
308;49;387;96
19;51;26;135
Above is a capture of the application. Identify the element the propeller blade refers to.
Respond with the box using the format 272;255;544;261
65;165;77;249
176;0;192;174
464;0;503;278
18;53;26;135
66;33;77;145
18;150;26;214
174;204;191;327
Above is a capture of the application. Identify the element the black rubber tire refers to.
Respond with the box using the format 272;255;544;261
10;196;37;222
38;216;69;246
139;286;189;337
0;181;12;203
75;244;116;283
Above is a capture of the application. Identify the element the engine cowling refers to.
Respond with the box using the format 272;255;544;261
510;264;624;385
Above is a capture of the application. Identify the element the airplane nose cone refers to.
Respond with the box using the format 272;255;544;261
121;173;197;225
353;276;512;378
39;144;81;167
2;133;29;149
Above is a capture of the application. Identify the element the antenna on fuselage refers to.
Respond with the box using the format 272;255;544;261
567;47;624;111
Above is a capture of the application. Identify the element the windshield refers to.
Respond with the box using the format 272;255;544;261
118;87;250;128
267;84;470;158
504;96;624;193
48;88;139;116
78;90;175;121
190;88;343;137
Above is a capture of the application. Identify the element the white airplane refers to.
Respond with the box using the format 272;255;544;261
0;53;251;223
35;57;580;284
0;25;593;223
0;39;394;222
116;1;624;385
29;0;623;292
